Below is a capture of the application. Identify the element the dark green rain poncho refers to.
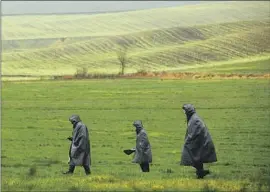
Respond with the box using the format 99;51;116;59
132;120;152;164
180;104;217;166
68;115;91;167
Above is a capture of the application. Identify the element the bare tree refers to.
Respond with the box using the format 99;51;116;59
60;37;67;43
116;39;129;75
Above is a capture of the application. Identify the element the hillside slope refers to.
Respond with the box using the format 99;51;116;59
2;20;269;75
2;1;269;40
2;1;270;76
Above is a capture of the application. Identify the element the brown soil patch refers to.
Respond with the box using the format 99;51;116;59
122;72;270;80
3;72;269;82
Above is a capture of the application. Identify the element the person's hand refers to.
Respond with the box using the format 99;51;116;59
67;136;72;141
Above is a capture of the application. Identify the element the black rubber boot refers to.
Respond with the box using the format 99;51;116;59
140;163;150;172
194;163;210;179
63;165;75;174
83;165;91;175
196;169;210;179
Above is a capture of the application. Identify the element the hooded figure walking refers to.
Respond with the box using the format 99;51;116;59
124;120;152;172
63;115;91;175
180;104;217;179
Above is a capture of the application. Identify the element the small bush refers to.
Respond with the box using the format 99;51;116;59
87;73;118;79
153;71;160;76
74;67;88;79
136;69;148;76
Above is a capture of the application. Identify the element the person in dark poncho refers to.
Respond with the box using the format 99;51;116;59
63;115;91;175
180;104;217;179
128;120;152;172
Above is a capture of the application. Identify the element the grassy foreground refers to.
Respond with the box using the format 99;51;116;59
2;79;270;191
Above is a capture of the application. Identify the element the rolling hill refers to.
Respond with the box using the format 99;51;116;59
2;1;202;16
2;1;270;76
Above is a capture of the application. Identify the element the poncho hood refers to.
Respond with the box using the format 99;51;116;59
182;104;196;121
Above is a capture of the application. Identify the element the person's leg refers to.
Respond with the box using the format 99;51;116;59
139;163;144;172
194;163;209;179
195;163;204;178
141;163;150;172
63;165;75;174
194;162;203;171
144;163;150;172
83;165;91;175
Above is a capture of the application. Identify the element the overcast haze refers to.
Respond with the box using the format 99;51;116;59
2;1;204;15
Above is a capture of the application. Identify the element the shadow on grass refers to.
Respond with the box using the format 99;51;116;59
201;184;217;192
28;165;37;177
68;187;82;192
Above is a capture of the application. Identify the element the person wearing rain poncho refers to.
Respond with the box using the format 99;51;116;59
180;104;217;179
63;115;91;175
124;120;152;172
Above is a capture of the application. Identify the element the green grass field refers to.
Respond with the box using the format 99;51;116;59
2;79;270;191
2;1;270;76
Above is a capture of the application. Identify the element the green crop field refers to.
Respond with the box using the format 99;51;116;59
2;1;270;76
1;79;270;191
